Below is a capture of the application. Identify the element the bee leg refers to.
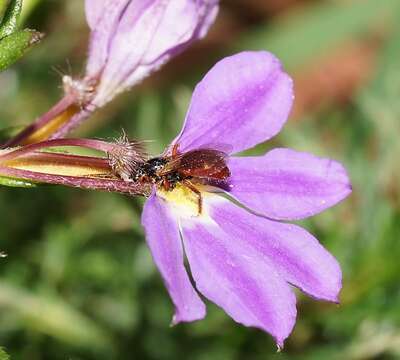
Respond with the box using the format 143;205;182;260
171;143;180;158
162;179;171;191
183;180;202;215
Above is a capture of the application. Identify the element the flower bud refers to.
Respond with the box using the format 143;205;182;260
84;0;218;107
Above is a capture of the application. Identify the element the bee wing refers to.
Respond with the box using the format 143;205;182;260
177;149;230;179
156;155;184;175
157;149;230;178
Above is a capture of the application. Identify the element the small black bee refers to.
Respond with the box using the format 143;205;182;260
133;144;230;214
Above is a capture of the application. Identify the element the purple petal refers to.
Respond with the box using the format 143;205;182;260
85;0;130;77
180;210;297;346
93;0;218;106
172;51;293;155
228;148;352;220
141;193;206;324
191;0;219;39
209;197;342;302
85;0;119;29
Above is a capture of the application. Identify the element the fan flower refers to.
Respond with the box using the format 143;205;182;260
140;51;352;347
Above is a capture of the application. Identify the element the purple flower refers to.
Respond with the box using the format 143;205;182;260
3;0;218;147
140;51;351;347
82;0;219;107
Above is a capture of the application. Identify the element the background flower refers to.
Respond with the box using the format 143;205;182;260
3;0;219;146
85;0;219;107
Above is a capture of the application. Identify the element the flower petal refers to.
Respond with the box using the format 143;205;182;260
228;148;352;220
192;0;219;39
85;0;130;77
142;193;206;324
85;0;122;29
180;208;297;346
208;197;342;302
93;0;218;106
172;51;294;155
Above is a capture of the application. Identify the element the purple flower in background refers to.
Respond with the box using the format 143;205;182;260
3;0;219;147
141;51;351;347
81;0;219;107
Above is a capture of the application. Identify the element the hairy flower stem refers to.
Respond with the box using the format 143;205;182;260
0;164;149;195
0;137;151;195
50;106;93;139
0;138;117;163
6;151;111;170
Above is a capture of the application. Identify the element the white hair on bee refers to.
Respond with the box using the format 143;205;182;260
107;131;147;182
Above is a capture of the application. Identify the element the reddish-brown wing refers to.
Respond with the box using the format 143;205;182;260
168;149;230;180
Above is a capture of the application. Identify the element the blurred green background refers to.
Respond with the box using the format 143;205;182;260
1;0;400;359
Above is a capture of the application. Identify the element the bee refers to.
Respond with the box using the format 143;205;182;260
133;144;230;214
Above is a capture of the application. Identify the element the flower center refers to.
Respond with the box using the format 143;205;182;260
157;183;207;219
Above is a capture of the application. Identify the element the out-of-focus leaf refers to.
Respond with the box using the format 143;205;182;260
0;281;114;351
0;29;43;71
0;125;24;142
357;11;400;190
238;0;400;70
0;348;10;360
20;0;41;23
0;0;22;39
135;91;164;154
0;175;36;187
0;0;10;22
345;320;400;359
359;12;400;129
